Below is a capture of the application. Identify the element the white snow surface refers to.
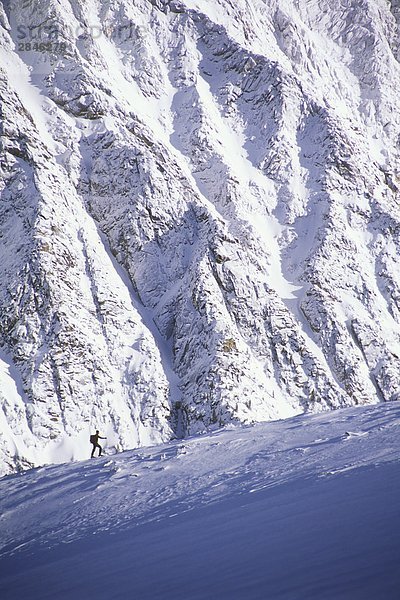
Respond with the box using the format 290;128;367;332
2;0;400;474
0;402;399;599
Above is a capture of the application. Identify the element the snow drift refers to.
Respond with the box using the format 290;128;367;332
0;402;399;599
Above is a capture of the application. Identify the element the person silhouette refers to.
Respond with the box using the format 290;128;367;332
90;430;106;458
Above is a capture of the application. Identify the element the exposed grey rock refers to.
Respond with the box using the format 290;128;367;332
1;0;400;474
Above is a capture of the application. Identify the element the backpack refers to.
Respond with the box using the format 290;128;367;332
90;434;97;444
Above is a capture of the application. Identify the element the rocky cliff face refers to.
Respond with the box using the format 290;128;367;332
1;0;400;475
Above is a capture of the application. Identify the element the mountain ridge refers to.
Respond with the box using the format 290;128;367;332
1;0;400;475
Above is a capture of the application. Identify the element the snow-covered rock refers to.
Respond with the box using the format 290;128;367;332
1;0;400;474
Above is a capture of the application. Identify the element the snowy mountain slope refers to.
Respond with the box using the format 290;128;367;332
0;402;399;599
1;0;400;474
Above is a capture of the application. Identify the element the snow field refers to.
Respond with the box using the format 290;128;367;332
0;401;399;599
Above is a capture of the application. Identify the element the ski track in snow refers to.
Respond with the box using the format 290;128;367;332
0;402;399;599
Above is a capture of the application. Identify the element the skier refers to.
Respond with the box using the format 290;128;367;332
90;430;106;458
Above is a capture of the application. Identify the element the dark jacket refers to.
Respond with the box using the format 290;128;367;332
91;433;106;445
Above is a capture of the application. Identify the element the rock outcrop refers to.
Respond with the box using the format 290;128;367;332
1;0;400;474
